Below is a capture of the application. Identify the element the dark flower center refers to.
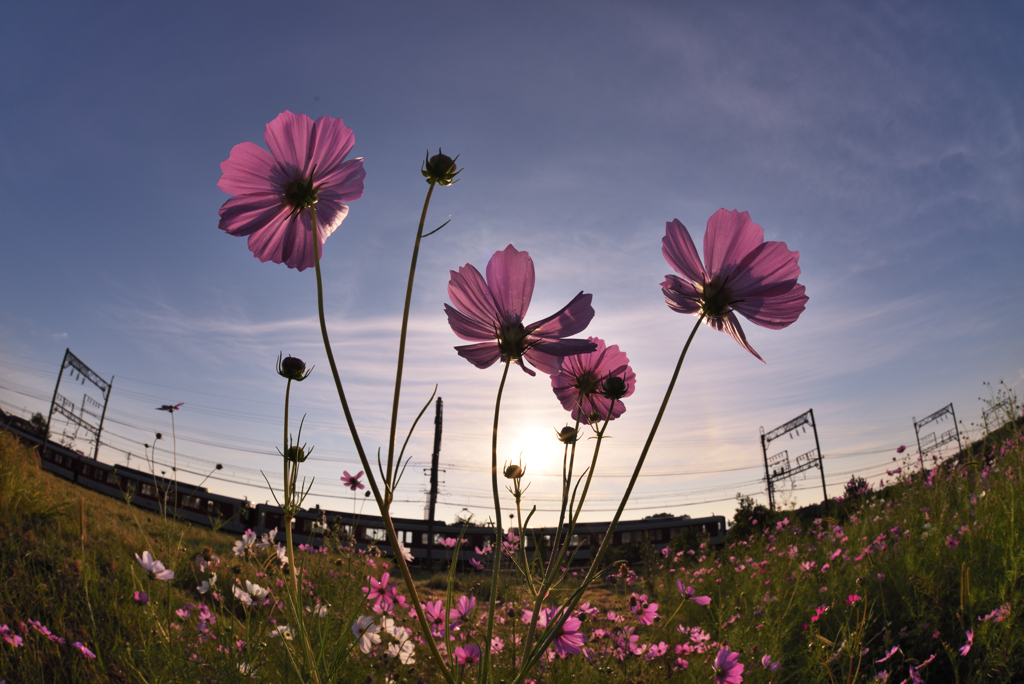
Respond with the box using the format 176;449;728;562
573;370;602;397
497;321;529;361
700;276;734;319
282;172;320;214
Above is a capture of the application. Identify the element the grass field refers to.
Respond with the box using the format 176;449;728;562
1;393;1021;683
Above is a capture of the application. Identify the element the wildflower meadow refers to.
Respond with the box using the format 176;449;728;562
1;110;1021;683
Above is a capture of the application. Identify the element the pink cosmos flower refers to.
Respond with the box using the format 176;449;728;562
959;630;973;656
455;644;481;665
72;641;97;659
218;111;365;271
341;470;366;491
133;591;150;604
552;614;587;657
714;646;745;684
551;337;636;424
445;245;596;376
662;209;808;362
896;445;907;453
979;603;1011;623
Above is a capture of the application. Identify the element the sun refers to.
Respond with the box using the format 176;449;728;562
504;425;566;476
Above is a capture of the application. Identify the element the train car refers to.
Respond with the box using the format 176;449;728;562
3;419;726;567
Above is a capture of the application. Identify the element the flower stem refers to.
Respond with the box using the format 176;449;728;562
483;360;512;681
511;315;704;683
310;205;457;684
385;181;436;493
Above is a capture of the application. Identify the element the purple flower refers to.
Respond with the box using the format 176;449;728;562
218;111;365;271
72;641;97;659
156;402;183;412
133;591;149;604
551;337;635;424
341;470;365;491
959;629;973;656
445;245;596;376
662;209;808;362
552;614;586;657
455;644;481;665
714;646;745;684
896;445;907;454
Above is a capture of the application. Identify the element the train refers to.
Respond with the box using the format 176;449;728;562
1;412;726;566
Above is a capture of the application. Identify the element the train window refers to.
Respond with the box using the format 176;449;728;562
569;534;589;547
141;483;156;498
107;472;118;485
399;530;413;545
421;533;429;546
364;527;387;542
81;465;91;478
620;531;631;544
654;529;664;541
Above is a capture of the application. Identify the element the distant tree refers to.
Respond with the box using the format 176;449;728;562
727;494;772;541
29;413;48;439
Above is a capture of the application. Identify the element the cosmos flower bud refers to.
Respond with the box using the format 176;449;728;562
277;353;312;381
504;463;524;479
601;376;628;401
285;446;309;463
421;149;461;186
556;426;580;444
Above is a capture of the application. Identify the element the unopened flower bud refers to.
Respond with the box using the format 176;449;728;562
285;446;309;463
601;376;628;400
556;426;579;444
277;353;311;381
504;463;524;479
421;149;461;186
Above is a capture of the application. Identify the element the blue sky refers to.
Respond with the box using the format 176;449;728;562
1;2;1022;526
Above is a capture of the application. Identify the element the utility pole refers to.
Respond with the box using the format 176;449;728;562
426;397;442;569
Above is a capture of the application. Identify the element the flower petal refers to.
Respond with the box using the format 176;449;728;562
316;158;367;203
445;304;497;342
706;311;764;362
218;142;290;195
309;115;357;175
448;265;501;327
485;245;534;322
661;275;703;315
454;342;503;370
663;219;707;284
733;282;807;329
528;292;594;339
703;209;764;280
264;111;314;174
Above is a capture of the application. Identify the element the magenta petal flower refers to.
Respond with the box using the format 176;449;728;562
714;646;745;684
551;337;635;424
218;111;365;271
445;245;596;376
341;470;366;491
662;209;808;362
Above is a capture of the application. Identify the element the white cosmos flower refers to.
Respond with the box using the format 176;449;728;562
352;616;381;654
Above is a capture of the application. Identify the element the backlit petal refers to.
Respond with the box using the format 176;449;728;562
485;245;534;322
703;209;764;280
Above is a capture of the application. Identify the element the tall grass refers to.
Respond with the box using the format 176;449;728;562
1;400;1022;682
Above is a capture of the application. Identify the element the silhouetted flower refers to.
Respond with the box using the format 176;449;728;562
341;470;366;491
156;403;183;412
662;209;808;362
218;111;365;271
445;245;595;376
551;337;635;424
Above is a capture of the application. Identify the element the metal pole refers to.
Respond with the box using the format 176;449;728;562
810;408;828;511
426;397;442;569
45;349;70;460
913;416;923;459
950;403;964;455
92;376;112;461
759;427;774;512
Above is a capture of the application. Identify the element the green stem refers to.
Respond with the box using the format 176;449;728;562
309;205;456;684
385;181;436;493
512;315;704;683
482;361;512;681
